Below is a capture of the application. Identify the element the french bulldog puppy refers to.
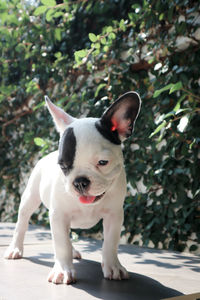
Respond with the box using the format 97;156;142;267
4;92;141;284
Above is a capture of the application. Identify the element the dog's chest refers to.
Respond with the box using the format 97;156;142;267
70;206;104;229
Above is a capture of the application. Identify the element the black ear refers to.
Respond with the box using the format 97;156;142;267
96;92;141;144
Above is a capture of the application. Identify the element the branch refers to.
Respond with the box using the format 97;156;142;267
131;60;156;72
2;109;33;141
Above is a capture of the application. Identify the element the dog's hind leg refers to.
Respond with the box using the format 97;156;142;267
4;166;42;259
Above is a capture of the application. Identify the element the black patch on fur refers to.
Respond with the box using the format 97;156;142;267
58;127;76;174
95;120;121;145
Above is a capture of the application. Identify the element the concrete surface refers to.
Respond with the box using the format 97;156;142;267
0;223;199;300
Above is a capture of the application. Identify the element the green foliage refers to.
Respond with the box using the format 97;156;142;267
0;0;200;253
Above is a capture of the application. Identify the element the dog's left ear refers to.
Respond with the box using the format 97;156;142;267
45;96;76;134
98;92;141;143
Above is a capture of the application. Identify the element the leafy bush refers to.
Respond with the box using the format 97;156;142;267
0;0;199;253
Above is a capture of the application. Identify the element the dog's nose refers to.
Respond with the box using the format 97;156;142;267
73;177;90;193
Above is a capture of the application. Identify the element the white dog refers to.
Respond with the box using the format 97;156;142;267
4;92;141;284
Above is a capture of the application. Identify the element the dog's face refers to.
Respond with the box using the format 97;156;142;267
57;118;124;204
45;92;141;205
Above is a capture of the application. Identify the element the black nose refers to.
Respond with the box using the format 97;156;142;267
73;177;90;193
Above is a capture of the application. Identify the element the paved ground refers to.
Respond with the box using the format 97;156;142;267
0;223;199;300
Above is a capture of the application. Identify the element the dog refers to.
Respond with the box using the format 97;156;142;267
4;91;141;284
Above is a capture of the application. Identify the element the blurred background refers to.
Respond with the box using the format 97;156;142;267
0;0;199;254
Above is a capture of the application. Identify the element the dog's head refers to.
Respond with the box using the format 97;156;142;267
45;92;141;205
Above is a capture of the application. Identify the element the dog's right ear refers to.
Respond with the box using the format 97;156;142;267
45;96;76;134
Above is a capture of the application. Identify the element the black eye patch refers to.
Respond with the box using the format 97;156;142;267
58;127;76;174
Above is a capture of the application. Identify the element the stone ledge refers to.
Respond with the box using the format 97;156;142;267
0;223;199;300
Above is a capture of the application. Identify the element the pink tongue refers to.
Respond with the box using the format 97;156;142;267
79;195;96;204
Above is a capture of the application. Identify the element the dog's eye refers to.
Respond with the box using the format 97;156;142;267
98;160;109;166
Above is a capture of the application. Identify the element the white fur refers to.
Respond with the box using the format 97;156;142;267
4;94;141;284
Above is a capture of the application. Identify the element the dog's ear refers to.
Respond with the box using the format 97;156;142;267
98;92;141;143
45;96;76;134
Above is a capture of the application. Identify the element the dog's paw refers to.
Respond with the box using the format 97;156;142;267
102;260;129;280
47;263;76;285
4;246;23;259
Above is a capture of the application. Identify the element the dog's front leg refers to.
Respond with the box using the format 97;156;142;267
47;212;76;285
102;211;129;280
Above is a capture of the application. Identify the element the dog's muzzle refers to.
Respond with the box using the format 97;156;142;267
73;176;90;193
73;176;105;204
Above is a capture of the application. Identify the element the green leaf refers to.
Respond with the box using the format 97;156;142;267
75;49;87;58
153;82;183;98
92;49;100;56
55;28;62;41
106;26;113;33
128;13;137;26
119;19;126;31
34;137;46;147
108;32;116;40
55;51;62;58
89;33;97;42
169;81;183;94
33;102;45;111
175;108;191;115
173;94;186;112
149;120;167;138
26;80;38;93
168;6;174;22
46;8;54;21
95;83;106;97
100;37;106;45
94;42;100;49
53;11;64;18
74;49;88;65
103;45;109;52
146;219;155;230
41;0;56;6
156;111;175;124
8;14;19;25
189;138;196;150
34;6;47;16
153;84;173;98
159;13;164;21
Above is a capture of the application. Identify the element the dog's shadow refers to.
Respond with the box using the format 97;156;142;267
26;255;182;300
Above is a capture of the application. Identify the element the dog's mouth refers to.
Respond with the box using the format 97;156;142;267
79;192;105;204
